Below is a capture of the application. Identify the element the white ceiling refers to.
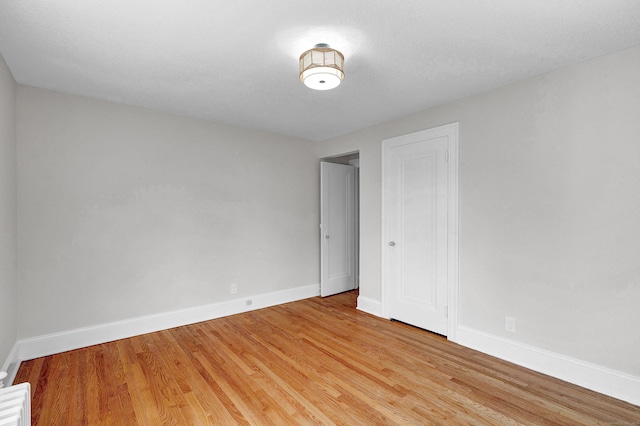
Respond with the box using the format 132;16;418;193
1;1;640;142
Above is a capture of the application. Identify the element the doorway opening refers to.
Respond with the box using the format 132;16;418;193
320;151;360;305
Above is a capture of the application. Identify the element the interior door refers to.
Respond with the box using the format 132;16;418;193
383;127;453;335
320;162;356;297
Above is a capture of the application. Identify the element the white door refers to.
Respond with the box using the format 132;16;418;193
321;162;356;297
383;124;458;336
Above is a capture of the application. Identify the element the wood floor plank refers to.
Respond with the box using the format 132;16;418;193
14;290;640;425
166;328;241;425
30;357;50;425
120;355;164;425
35;352;68;425
67;349;87;425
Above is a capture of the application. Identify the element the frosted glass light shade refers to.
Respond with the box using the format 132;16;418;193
299;45;345;90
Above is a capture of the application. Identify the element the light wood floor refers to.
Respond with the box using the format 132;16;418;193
15;291;640;425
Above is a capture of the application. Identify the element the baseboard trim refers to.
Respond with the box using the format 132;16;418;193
1;342;20;386
18;284;320;362
457;325;640;407
356;295;383;318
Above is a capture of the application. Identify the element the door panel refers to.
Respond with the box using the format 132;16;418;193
384;132;450;335
321;162;356;297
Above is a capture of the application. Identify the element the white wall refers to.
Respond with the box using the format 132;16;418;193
317;45;640;377
17;87;319;339
0;53;17;370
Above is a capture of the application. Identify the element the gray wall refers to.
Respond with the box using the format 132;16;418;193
317;45;640;376
17;87;319;338
0;53;17;367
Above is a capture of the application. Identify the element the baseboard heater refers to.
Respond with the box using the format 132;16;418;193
0;383;31;426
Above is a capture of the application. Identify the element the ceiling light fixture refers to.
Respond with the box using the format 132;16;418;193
299;44;345;90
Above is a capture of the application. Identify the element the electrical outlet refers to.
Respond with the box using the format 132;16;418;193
505;316;516;333
246;299;252;306
230;283;237;294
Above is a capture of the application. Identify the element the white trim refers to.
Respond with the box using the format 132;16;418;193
381;122;460;342
446;123;459;343
457;325;640;407
356;295;383;317
17;284;319;362
0;342;20;387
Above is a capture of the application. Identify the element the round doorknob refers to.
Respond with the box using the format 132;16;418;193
389;241;396;246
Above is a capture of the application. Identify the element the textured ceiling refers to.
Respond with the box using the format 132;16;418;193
1;1;640;141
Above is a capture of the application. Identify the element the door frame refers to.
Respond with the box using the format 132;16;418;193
381;122;459;342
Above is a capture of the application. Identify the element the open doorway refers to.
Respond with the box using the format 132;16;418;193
320;152;360;304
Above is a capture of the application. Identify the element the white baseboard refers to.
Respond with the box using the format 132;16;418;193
17;284;320;362
1;342;20;387
457;325;640;407
356;295;383;317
